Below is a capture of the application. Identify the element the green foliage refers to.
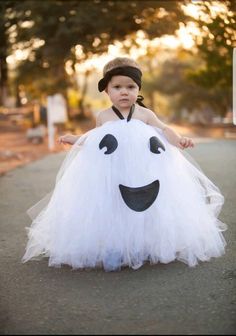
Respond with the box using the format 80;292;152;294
140;49;230;118
139;1;235;118
0;1;17;104
3;0;189;99
188;1;235;113
3;0;234;118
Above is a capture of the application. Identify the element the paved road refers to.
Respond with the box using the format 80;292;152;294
0;139;235;335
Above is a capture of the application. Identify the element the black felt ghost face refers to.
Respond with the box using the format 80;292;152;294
99;133;165;212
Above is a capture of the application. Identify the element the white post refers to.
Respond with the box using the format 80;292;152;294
47;94;68;150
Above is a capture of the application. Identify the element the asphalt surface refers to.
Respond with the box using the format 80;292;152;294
0;138;235;335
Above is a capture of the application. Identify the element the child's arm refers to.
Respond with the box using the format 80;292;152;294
58;112;103;145
146;109;194;149
57;134;81;145
96;111;102;127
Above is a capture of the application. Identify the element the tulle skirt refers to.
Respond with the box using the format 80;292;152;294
22;119;227;271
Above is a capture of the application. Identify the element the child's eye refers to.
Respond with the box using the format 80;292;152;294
150;136;165;154
114;85;121;89
128;85;136;89
99;134;118;154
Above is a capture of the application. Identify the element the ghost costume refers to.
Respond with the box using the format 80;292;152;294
22;105;226;271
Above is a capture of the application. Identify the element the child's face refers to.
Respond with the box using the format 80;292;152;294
106;75;139;110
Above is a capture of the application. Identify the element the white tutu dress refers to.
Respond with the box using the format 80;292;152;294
22;105;226;271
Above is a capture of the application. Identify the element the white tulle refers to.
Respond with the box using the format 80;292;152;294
22;119;226;271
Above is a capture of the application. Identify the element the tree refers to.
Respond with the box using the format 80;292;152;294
139;50;205;119
2;0;190;112
188;0;236;115
0;1;18;105
138;47;231;120
136;1;236;119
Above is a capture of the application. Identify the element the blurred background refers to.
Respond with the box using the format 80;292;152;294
0;0;235;174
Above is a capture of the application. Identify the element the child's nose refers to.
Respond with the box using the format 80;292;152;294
120;88;128;95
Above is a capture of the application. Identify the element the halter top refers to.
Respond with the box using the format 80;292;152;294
112;104;135;122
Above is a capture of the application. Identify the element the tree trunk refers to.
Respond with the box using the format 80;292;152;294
15;81;21;107
0;40;8;106
78;70;90;120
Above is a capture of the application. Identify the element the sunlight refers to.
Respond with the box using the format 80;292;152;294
77;1;227;73
73;23;197;74
6;39;45;68
177;22;201;49
182;3;202;19
182;1;229;21
6;1;229;75
6;49;29;64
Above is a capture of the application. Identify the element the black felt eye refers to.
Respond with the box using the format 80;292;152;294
150;136;165;154
99;134;118;154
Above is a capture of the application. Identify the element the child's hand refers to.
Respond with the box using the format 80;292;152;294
57;134;78;145
162;127;195;149
178;136;195;149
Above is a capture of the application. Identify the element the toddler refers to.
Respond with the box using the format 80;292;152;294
22;57;226;271
58;57;194;150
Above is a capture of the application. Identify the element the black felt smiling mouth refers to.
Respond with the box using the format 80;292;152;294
119;180;160;212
